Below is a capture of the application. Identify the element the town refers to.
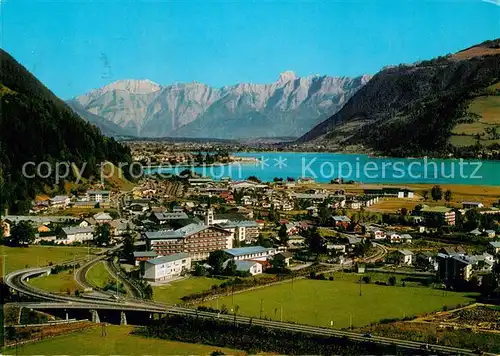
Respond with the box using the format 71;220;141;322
2;166;500;354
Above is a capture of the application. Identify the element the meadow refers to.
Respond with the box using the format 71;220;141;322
2;325;242;355
0;245;92;276
450;88;500;147
86;261;112;288
202;276;477;329
152;276;225;305
28;270;79;294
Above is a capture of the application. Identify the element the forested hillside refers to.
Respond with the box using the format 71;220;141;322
0;49;134;213
297;39;500;157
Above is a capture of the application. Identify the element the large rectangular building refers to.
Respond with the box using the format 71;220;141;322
144;224;232;260
421;206;456;226
142;253;191;281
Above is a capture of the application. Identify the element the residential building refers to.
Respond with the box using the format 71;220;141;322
274;251;293;266
72;201;95;209
142;253;191;281
397;250;414;265
462;201;484;209
233;260;262;275
437;254;473;282
346;199;361;210
488;241;500;254
217;220;260;244
421;206;456;226
133;251;158;266
93;212;113;224
87;190;111;203
58;227;94;244
386;231;401;243
485;230;496;238
152;212;189;225
416;251;438;271
332;216;351;229
144;224;232;260
439;246;467;257
368;227;386;240
49;195;71;209
400;234;413;243
224;246;277;262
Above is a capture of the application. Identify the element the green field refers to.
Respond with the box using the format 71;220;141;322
153;277;225;305
86;261;112;289
202;277;476;329
28;270;80;294
2;325;242;355
0;245;93;276
450;90;500;147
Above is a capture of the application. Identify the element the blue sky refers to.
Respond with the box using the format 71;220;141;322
1;0;499;99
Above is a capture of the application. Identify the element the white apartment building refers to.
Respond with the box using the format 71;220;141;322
142;253;191;281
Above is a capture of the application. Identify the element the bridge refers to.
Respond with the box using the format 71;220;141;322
4;262;486;355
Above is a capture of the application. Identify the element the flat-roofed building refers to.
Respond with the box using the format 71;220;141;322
462;201;484;209
223;246;277;262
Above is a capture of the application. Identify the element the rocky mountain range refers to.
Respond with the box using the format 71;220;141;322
68;72;371;138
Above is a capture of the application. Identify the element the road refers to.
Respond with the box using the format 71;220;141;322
363;242;388;263
5;265;486;355
104;258;144;299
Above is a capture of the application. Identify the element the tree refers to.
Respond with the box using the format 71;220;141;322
224;259;237;276
464;209;481;231
271;256;286;272
193;263;208;277
257;233;273;248
247;176;261;183
431;185;442;202
94;223;111;247
444;190;453;205
208;250;227;276
121;231;135;263
10;221;35;246
305;227;326;254
278;224;288;246
144;284;153;300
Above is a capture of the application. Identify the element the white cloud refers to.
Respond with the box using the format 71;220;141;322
481;0;500;6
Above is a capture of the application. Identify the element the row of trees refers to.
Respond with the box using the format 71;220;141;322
421;185;453;203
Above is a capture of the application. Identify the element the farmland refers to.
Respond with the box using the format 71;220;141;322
2;325;242;355
202;276;477;329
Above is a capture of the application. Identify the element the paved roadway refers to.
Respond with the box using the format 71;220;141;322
5;265;486;355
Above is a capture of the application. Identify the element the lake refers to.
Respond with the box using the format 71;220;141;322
146;152;500;185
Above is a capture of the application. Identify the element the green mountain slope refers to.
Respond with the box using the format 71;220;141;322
297;39;500;157
0;49;134;213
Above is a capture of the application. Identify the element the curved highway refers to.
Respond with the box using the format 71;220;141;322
5;263;484;355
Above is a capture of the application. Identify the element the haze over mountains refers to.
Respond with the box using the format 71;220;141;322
69;72;371;139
